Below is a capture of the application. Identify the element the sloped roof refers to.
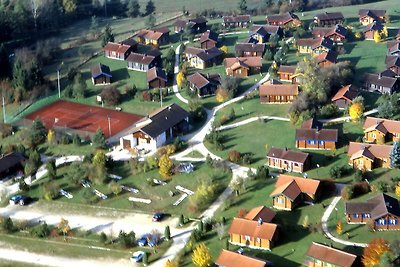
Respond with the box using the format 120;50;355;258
388;41;400;53
184;46;222;62
136;27;169;41
126;52;156;65
146;67;167;82
228;217;277;241
364;73;398;88
225;57;262;69
200;30;219;43
235;43;265;54
363;116;400;134
359;9;386;18
277;65;297;74
312;24;348;39
187;72;221;89
270;179;302;200
307;242;358;267
270;174;320;197
91;63;112;78
189;17;208;24
314;50;337;64
267;147;310;164
295;128;338;142
244;206;276;223
223;15;251;23
103;42;132;53
301;118;323;129
266;12;299;25
347;142;392;160
297;37;334;50
250;24;280;36
0;152;25;174
215;250;268;267
385;55;400;68
314;12;344;21
259;83;299;96
332;84;359;102
363;21;384;33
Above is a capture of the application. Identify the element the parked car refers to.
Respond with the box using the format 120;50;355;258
9;195;31;206
137;234;157;247
152;212;164;222
137;235;148;247
130;251;145;262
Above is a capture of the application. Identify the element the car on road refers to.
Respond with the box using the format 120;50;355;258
130;251;145;262
9;195;31;206
137;234;157;247
152;212;164;222
137;236;148;247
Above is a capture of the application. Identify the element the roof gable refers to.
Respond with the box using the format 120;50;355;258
91;63;112;78
228;217;277;241
332;84;359;102
271;175;320;197
307;242;357;267
215;250;267;267
363;117;400;134
347;142;392;160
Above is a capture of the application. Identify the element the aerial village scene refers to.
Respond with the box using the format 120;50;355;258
0;0;400;266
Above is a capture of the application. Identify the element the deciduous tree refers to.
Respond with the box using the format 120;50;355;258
145;13;156;28
215;88;230;103
58;217;70;241
165;260;178;267
336;220;343;235
237;0;247;14
349;102;364;121
47;129;55;144
192;242;212;267
101;25;114;47
176;71;185;89
91;128;106;149
158;154;174;179
62;0;77;14
100;86;121;106
220;45;228;57
46;159;57;180
362;238;391;267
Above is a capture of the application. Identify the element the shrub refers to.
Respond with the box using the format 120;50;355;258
99;232;107;244
255;166;269;179
228;150;241;163
353;181;370;197
330;165;344;178
190;229;203;242
43;181;60;200
118;230;136;248
100;86;121;106
354;169;364;182
1;217;15;233
30;222;51;238
341;185;354;200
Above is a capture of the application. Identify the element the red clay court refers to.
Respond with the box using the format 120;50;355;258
25;100;143;138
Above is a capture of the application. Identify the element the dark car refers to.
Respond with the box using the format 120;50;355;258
137;236;148;247
9;195;31;206
152;213;164;222
137;234;157;247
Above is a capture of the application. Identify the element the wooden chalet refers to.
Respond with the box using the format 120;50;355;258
235;43;265;57
296;37;334;55
200;30;219;49
331;84;359;109
136;27;170;47
364;71;400;94
347;142;392;171
174;17;207;33
103;42;135;60
222;15;251;28
363;116;400;143
224;57;262;77
91;63;112;85
277;65;297;83
314;50;337;67
363;21;384;40
216;250;270;267
249;24;282;44
184;46;222;69
126;49;161;72
295;119;338;150
388;41;400;56
359;9;386;26
267;147;311;173
270;175;320;211
345;193;400;231
228;217;278;250
312;24;348;43
259;83;298;103
187;72;221;97
385;55;400;76
146;67;167;89
0;152;26;180
120;104;189;152
306;242;359;267
266;12;301;27
314;12;344;27
244;206;276;223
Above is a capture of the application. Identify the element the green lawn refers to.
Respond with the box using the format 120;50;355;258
0;260;44;267
26;161;231;218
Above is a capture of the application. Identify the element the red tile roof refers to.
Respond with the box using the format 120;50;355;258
270;175;320;198
307;242;358;267
228;217;277;241
215;250;268;267
332;84;359;102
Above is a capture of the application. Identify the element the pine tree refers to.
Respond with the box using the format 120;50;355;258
126;0;140;18
12;60;29;92
90;15;100;38
192;242;212;267
91;128;106;148
237;0;247;14
30;118;47;147
101;25;114;47
46;159;57;180
145;0;155;15
164;225;171;240
390;141;400;168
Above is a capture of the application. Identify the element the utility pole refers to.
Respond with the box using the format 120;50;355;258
2;96;6;124
57;69;61;98
160;88;163;108
108;115;111;137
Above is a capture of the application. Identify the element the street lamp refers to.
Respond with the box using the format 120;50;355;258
57;62;64;98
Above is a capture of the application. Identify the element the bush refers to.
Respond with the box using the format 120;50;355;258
228;150;241;163
0;123;13;139
320;104;339;118
99;232;107;244
100;86;121;106
341;185;354;200
118;230;136;248
353;181;370;197
30;222;51;238
42;181;60;200
1;217;15;233
190;229;203;242
255;166;269;179
329;165;349;179
353;169;364;182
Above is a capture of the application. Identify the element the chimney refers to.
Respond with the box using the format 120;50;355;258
378;73;382;79
285;147;288;151
165;116;168;120
257;217;263;226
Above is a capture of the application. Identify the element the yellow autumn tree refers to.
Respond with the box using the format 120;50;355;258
382;26;388;39
374;30;382;43
362;238;391;267
354;31;363;40
192;242;212;267
165;260;179;267
215;88;230;103
220;46;228;56
395;183;400;197
349;102;364;121
177;72;185;89
47;129;55;144
336;220;343;235
159;154;174;179
58;217;71;241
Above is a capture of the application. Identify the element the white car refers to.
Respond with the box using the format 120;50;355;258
131;251;145;262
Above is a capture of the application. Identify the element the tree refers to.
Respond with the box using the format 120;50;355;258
159;154;174;179
109;181;122;196
90;15;100;39
390;141;400;168
188;99;204;122
145;14;156;28
46;159;57;180
43;181;60;200
230;176;244;196
62;0;77;14
237;0;247;14
269;34;280;48
12;60;29;93
192;242;212;267
336;220;343;235
349;102;364;121
71;72;86;99
220;45;228;57
100;86;121;106
29;118;47;147
19;179;30;192
143;252;148;266
274;49;287;65
91;128;106;148
215;88;230;103
126;0;140;18
176;71;185;89
374;30;382;43
145;0;155;15
164;225;171;240
362;238;392;267
92;150;107;168
165;260;178;267
101;25;114;47
58;217;70;241
377;93;399;119
1;217;14;233
263;48;273;61
47;129;55;145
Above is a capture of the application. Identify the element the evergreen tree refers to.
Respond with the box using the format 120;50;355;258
390;141;400;168
0;44;11;78
164;225;171;240
46;159;57;180
72;72;86;98
145;14;156;28
126;0;140;18
29;119;47;147
29;61;44;88
90;15;100;38
145;0;155;16
12;60;29;91
238;0;247;14
101;25;114;47
91;128;106;148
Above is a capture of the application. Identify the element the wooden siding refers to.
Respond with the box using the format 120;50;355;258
296;140;336;150
273;195;293;210
229;233;272;250
92;75;111;85
314;18;344;27
364;30;375;40
267;157;308;173
298;45;312;54
148;78;167;89
260;95;296;103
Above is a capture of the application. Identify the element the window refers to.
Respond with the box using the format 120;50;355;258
353;214;359;218
362;214;371;218
308;140;315;145
372;133;376;139
318;141;324;145
244;235;251;241
389;219;398;225
256;238;261;243
276;197;284;204
378;219;386;225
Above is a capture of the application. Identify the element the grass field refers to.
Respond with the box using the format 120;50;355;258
25;161;231;217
